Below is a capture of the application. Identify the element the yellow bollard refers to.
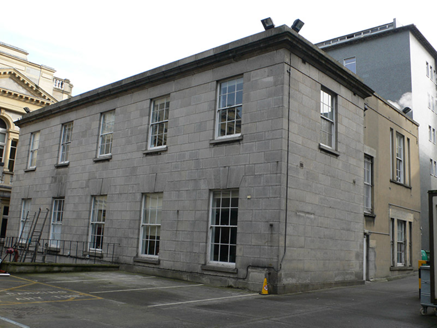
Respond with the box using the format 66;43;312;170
261;277;269;295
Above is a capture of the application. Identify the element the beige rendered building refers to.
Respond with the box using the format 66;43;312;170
0;41;73;238
364;94;421;280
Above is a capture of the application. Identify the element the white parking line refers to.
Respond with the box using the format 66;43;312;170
49;276;156;283
90;284;204;294
148;293;259;308
0;315;30;328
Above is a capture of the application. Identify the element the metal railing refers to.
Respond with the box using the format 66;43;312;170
0;237;118;265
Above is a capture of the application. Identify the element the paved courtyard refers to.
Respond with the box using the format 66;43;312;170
0;271;435;327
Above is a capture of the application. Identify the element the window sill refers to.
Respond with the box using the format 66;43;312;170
54;162;69;168
389;179;412;189
390;266;413;272
46;246;61;253
210;135;243;145
364;212;376;218
201;264;238;274
83;250;104;258
133;256;160;265
143;146;168;156
93;155;112;163
319;143;340;157
24;167;36;172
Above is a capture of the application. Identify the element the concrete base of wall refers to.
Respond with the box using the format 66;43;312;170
120;263;364;294
1;262;119;274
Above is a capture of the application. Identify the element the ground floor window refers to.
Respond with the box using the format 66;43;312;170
209;190;239;264
390;218;412;267
139;193;162;256
90;196;106;250
19;199;32;243
50;198;64;247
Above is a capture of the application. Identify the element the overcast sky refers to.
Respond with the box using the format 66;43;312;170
1;0;436;96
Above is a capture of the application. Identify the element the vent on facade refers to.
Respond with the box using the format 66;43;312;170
402;107;412;114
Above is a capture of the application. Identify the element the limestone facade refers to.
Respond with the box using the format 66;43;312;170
9;26;372;293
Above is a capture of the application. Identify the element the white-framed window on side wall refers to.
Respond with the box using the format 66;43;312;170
390;218;412;267
149;96;170;149
216;77;243;139
139;193;162;257
27;131;40;169
429;126;432;142
208;190;239;265
320;89;336;149
98;111;115;157
50;198;64;248
59;122;73;164
364;156;373;213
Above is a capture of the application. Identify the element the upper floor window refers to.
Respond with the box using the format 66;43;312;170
364;156;373;213
8;139;18;172
395;133;404;183
0;119;7;163
216;77;243;138
426;62;429;77
149;96;169;149
320;89;336;149
98;111;115;157
59;122;73;164
28;131;40;169
344;57;356;73
390;129;410;185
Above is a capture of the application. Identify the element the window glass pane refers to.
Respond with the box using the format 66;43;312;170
140;193;162;256
209;190;238;264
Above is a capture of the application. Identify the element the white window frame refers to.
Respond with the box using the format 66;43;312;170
50;198;64;248
149;96;170;149
139;193;162;257
395;133;404;183
28;131;40;169
396;220;406;266
215;77;243;139
343;57;356;73
0;119;7;164
19;199;32;243
59;122;73;164
98;111;115;157
364;156;372;213
430;126;432;142
208;190;239;266
320;89;336;149
8;139;17;172
89;196;107;250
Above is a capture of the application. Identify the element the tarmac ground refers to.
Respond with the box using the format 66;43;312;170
0;271;436;327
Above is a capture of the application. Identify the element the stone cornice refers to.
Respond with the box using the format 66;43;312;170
16;25;374;127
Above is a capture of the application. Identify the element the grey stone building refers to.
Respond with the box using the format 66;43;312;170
316;19;437;251
8;24;373;293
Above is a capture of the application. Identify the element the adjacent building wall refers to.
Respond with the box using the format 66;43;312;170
364;95;420;280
